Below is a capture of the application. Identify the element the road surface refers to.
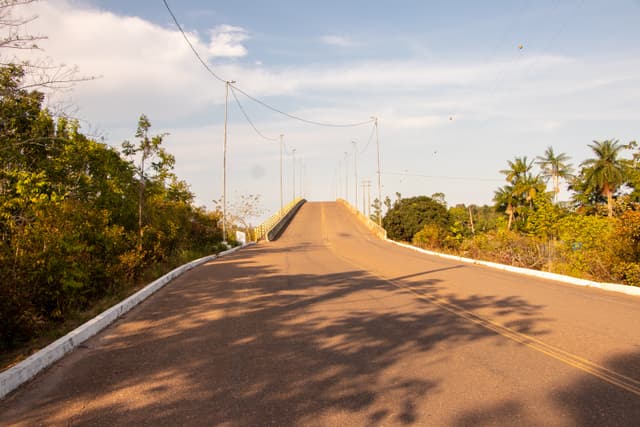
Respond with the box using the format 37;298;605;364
1;201;639;426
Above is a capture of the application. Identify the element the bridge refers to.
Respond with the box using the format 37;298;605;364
1;201;640;425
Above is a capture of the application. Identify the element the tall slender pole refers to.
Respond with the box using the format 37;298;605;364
223;80;236;243
337;160;342;200
279;134;284;213
292;148;296;200
344;151;349;201
300;160;304;198
352;141;358;209
367;180;371;217
371;116;382;225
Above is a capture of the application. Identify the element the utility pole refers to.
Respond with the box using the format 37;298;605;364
371;116;382;225
352;141;358;209
361;180;366;213
299;158;304;198
279;134;284;213
337;160;342;200
344;151;349;202
292;148;296;200
367;180;371;217
222;79;236;244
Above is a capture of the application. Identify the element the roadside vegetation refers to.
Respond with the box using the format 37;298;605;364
0;1;240;365
375;140;640;288
0;63;232;361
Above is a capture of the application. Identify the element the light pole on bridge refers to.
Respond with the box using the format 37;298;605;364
222;79;236;244
292;148;296;201
371;116;382;226
352;141;358;209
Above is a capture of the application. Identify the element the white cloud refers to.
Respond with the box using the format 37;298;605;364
208;24;249;58
10;1;640;211
320;35;356;48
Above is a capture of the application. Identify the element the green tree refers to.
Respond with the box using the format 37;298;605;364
370;197;382;224
122;114;174;249
536;146;573;204
580;139;627;218
382;195;450;242
495;156;546;230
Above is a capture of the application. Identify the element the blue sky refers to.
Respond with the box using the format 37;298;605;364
15;0;640;221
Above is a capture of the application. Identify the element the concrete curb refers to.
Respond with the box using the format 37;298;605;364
0;243;254;400
387;239;640;297
334;197;640;298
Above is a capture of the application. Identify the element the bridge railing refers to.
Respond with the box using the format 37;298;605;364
253;198;305;241
336;198;387;240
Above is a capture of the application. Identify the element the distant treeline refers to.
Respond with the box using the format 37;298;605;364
375;140;640;287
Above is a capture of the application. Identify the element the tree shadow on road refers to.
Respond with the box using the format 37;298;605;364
2;242;625;426
451;349;640;426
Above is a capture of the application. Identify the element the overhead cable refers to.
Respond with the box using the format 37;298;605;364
162;0;225;84
229;86;279;142
359;122;376;155
383;171;503;182
230;84;374;128
162;0;374;129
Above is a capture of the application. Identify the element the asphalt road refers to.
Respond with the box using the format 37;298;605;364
2;201;640;426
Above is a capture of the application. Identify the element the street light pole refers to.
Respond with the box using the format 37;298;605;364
371;116;382;225
337;160;342;200
223;80;236;244
352;141;358;209
344;151;349;201
279;134;284;213
292;148;296;200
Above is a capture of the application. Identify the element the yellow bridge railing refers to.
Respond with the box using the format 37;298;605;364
253;198;304;241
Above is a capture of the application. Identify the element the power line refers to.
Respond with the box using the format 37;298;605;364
359;122;376;155
162;0;374;129
230;84;374;128
229;85;279;142
383;171;503;182
162;0;225;84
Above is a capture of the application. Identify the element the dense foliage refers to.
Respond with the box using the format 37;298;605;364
381;141;640;288
382;195;449;242
0;64;224;351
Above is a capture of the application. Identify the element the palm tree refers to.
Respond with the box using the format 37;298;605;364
494;185;516;230
536;146;573;204
581;139;626;218
496;156;546;229
500;156;533;185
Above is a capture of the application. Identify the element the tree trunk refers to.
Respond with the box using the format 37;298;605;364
553;174;560;204
606;187;613;218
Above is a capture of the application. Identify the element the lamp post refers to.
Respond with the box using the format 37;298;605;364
292;148;296;200
352;141;358;209
337;160;342;200
223;79;236;244
279;134;284;213
371;116;382;225
344;151;349;201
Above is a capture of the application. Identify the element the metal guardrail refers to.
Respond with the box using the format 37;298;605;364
253;198;304;241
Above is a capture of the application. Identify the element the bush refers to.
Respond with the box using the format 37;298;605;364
554;215;616;281
383;196;450;242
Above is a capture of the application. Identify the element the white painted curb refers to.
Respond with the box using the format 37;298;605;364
0;243;254;400
387;239;640;297
336;197;640;297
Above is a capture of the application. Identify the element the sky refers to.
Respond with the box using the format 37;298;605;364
10;0;640;222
